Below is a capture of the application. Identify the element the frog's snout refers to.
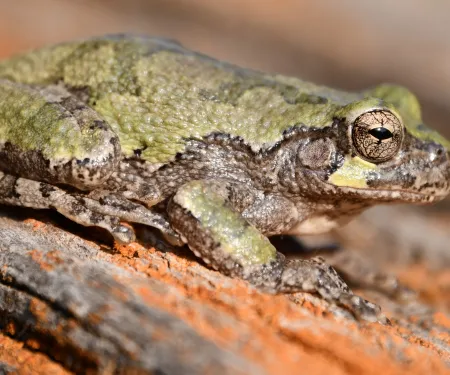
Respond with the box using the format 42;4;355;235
439;146;450;192
430;143;450;192
422;142;447;164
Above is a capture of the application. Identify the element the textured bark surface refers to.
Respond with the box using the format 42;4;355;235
0;205;448;374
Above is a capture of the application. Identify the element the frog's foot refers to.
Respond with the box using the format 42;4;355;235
325;251;416;301
0;172;180;244
168;180;384;323
277;257;384;322
83;190;181;244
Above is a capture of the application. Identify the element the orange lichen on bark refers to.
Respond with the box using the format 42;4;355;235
0;215;448;374
0;333;71;374
24;218;49;233
29;298;52;324
105;242;450;375
28;249;65;271
434;312;450;329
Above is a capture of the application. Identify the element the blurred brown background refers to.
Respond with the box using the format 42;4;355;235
1;0;450;139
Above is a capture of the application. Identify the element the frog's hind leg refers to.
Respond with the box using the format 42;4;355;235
167;180;385;322
0;81;179;243
83;190;181;244
0;171;136;242
0;81;120;191
0;169;182;244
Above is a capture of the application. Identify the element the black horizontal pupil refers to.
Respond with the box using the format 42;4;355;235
368;127;393;140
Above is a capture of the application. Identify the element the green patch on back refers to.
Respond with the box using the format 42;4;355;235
0;81;104;160
93;50;345;162
1;35;448;164
0;43;77;84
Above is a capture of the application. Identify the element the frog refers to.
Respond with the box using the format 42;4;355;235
0;34;448;322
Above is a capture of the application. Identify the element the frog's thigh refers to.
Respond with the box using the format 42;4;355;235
0;171;134;243
0;80;119;191
167;180;383;322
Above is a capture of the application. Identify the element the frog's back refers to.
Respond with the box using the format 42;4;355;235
0;35;358;163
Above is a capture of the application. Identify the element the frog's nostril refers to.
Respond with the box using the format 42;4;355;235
430;143;447;160
423;142;449;164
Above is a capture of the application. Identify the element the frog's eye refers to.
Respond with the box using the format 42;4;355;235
351;109;403;163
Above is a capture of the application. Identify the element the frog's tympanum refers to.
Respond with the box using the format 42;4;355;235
0;35;448;321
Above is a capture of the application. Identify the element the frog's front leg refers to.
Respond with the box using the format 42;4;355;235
167;180;383;322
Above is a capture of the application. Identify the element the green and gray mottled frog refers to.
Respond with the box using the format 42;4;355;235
0;35;448;322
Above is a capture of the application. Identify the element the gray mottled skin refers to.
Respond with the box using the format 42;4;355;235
0;35;449;322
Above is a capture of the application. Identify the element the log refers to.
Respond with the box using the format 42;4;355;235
0;206;448;374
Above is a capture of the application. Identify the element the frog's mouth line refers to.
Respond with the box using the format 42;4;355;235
324;182;448;204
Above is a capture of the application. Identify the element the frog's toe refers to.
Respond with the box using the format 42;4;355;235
111;223;136;243
0;173;137;243
392;285;417;302
337;293;385;323
370;274;417;302
56;196;137;243
325;251;417;302
276;257;386;322
82;191;180;241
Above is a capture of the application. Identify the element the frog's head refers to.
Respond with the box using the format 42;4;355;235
290;84;450;207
